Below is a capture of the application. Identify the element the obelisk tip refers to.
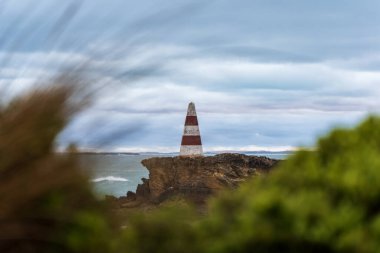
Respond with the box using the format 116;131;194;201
187;102;196;116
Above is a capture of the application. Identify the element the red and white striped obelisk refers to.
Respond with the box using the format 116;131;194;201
180;102;203;157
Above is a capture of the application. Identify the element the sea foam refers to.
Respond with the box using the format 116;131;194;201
92;176;129;183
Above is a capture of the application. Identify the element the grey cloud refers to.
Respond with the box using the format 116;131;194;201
58;110;147;148
197;45;321;64
4;0;380;151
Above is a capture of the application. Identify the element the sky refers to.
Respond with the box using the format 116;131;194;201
1;0;380;152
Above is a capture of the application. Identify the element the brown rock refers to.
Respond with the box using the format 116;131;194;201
135;153;278;204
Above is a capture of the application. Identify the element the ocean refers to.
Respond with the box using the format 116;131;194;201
79;153;290;198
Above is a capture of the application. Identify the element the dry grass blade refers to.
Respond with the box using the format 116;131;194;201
0;74;114;253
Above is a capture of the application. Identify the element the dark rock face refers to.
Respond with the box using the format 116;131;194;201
134;153;279;204
135;178;150;200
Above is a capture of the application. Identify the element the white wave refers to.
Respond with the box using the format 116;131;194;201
92;176;129;183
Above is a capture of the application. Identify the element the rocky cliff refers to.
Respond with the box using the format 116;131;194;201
123;153;279;205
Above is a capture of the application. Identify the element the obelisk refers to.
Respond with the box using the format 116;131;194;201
180;102;203;157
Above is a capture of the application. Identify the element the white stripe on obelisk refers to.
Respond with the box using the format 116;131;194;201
183;126;200;136
180;145;203;156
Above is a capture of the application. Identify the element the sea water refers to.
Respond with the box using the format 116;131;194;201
79;154;154;198
79;153;290;198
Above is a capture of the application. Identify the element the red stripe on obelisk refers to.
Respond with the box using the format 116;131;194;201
185;116;198;126
181;136;202;145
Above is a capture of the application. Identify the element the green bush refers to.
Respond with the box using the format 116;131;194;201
121;205;199;253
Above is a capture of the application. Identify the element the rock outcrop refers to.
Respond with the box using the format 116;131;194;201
133;153;279;204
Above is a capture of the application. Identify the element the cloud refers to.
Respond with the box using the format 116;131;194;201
9;43;374;152
3;0;380;152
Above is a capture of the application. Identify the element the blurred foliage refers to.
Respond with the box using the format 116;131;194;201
0;78;116;253
121;205;199;253
66;143;79;153
122;116;380;253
